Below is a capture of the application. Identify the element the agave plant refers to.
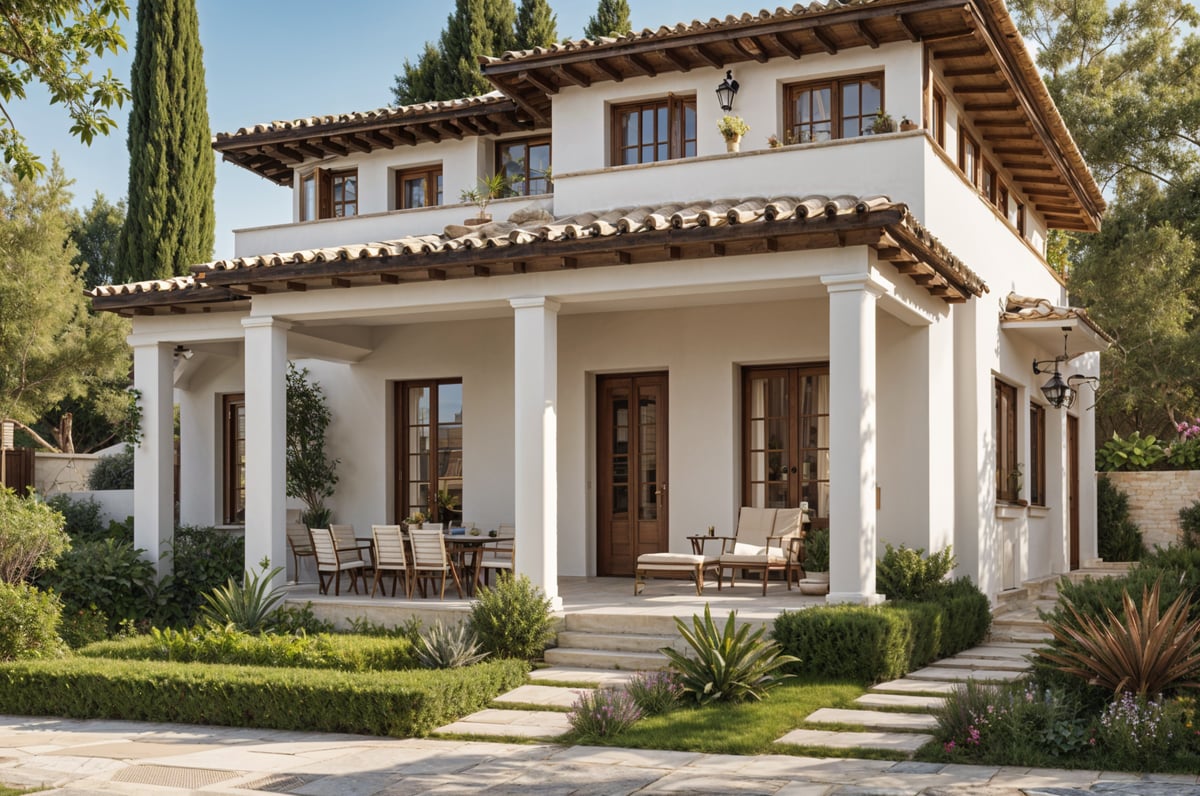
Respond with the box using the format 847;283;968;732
660;604;798;705
414;620;489;669
1037;578;1200;697
198;564;286;633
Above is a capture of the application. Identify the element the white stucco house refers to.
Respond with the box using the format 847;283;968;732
91;0;1110;608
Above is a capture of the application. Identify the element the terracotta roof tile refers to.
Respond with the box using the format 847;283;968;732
1002;292;1113;343
91;275;204;297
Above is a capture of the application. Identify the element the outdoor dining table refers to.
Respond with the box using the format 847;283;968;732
442;531;515;597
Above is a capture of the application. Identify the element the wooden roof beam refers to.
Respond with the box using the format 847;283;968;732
319;137;348;156
973;119;1030;128
742;35;770;63
624;53;657;77
964;102;1020;112
430;121;463;141
763;31;803;59
992;146;1043;156
660;47;693;72
296;141;327;159
592;58;624;82
689;44;723;69
853;20;880;48
342;134;373;153
270;143;304;163
727;36;765;63
519;69;560;95
933;45;987;59
811;27;838;55
504;90;551;126
410;124;440;143
365;130;397;149
551;63;591;87
943;66;996;77
952;83;1009;94
895;13;921;42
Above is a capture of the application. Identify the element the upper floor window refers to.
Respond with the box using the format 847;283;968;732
999;184;1010;218
995;379;1019;502
930;86;946;149
1015;202;1026;236
958;126;979;186
612;95;696;165
785;73;883;143
298;168;358;220
300;172;317;222
330;169;358;217
982;160;998;206
396;164;443;210
498;137;552;195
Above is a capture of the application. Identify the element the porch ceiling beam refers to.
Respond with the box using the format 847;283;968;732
895;13;921;42
952;84;1009;94
932;45;987;59
342;134;373;153
519;69;560;95
963;102;1020;112
624;53;657;77
942;66;995;77
319;137;348;156
853;20;879;49
689;44;723;69
763;31;803;59
659;48;693;72
592;58;625;82
551;63;591;87
811;27;838;55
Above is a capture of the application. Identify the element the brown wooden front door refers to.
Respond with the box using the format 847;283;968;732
597;372;669;576
1067;413;1080;570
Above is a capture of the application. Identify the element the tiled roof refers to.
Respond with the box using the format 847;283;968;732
1002;292;1113;344
92;275;203;298
212;92;509;143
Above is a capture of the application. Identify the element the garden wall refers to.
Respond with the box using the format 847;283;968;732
1104;471;1200;550
34;452;101;496
69;489;134;526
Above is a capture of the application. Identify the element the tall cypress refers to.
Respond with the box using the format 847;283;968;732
584;0;632;39
515;0;558;50
118;0;215;283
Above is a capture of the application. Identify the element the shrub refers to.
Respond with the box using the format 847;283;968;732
414;621;488;669
876;543;955;600
198;565;285;632
1097;476;1144;561
87;445;134;490
933;680;1091;762
79;626;416;671
344;616;423;639
269;602;335;635
567;687;642;740
1096;431;1165;472
468;572;557;660
804;527;829;572
1098;693;1177;769
625;670;683;715
662;605;796;705
1180;501;1200;549
45;494;107;541
159;525;243;626
36;538;157;631
0;582;64;661
0;488;70;584
58;606;110;649
929;577;992;656
0;656;528;737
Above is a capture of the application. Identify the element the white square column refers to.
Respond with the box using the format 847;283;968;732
511;297;562;610
132;341;174;579
823;275;885;605
242;317;290;581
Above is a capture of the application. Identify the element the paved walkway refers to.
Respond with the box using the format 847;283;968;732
2;715;1199;795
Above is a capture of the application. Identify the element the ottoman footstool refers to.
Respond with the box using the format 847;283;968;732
634;553;722;596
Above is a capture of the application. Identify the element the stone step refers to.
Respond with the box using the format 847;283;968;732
805;707;938;733
989;629;1053;645
873;678;960;695
856;693;945;711
930;656;1029;672
776;728;933;755
494;684;590;709
530;666;640;686
435;708;571;739
957;643;1037;659
906;665;1024;683
555;630;681;654
563;612;687;636
542;646;668;671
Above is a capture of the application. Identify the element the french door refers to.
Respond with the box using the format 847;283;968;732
597;373;669;576
395;380;463;524
742;364;830;528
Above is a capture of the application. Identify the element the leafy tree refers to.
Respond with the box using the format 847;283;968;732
285;364;339;528
117;0;214;283
70;192;125;289
391;0;518;105
0;161;130;431
0;0;131;180
584;0;632;39
515;0;558;50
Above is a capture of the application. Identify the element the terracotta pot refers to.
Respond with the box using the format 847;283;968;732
464;214;492;226
900;120;918;131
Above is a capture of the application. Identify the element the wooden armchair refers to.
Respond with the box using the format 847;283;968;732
309;527;365;596
370;525;410;598
408;528;463;600
478;523;515;588
718;507;799;595
331;524;372;572
285;521;315;582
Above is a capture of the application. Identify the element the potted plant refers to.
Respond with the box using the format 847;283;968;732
717;115;750;152
767;133;783;149
405;511;426;530
803;527;830;587
872;110;895;134
437;488;461;523
1008;464;1026;504
459;172;508;225
285;364;340;530
899;115;917;131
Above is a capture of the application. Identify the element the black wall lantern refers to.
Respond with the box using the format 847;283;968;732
715;70;739;112
1032;331;1099;409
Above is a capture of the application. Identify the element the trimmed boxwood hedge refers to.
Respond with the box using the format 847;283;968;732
772;577;990;683
0;657;528;737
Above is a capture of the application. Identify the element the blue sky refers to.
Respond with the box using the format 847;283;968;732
20;0;744;258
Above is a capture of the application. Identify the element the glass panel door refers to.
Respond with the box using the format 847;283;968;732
397;380;464;523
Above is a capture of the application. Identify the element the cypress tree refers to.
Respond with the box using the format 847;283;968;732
515;0;558;50
584;0;632;39
118;0;214;283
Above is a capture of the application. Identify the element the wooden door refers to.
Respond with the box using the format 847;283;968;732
1067;414;1080;570
597;373;668;576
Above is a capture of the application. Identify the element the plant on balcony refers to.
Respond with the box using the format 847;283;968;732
459;172;508;224
718;115;750;152
285;364;340;529
872;109;895;134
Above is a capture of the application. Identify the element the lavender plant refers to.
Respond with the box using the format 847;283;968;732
625;670;683;715
567;686;642;740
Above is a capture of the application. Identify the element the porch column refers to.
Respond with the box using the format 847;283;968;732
511;297;562;610
131;341;174;579
242;317;290;582
823;275;885;605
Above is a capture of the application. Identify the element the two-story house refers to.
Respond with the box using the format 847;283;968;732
91;0;1109;607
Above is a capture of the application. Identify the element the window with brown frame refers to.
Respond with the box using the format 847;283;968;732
329;169;357;217
999;184;1010;219
982;161;998;205
396;165;443;210
958;126;980;186
612;95;696;165
1016;202;1027;236
299;172;317;222
497;137;552;195
930;86;946;149
1030;403;1046;506
223;394;246;524
995;379;1019;502
785;73;884;144
298;168;359;219
396;380;463;524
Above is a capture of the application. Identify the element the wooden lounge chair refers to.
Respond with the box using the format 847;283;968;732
309;527;365;596
718;507;806;595
408;528;463;600
370;525;410;598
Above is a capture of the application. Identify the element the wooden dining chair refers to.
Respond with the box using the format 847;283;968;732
285;521;315;582
478;523;516;588
331;523;372;572
408;528;463;600
309;527;365;596
370;525;410;598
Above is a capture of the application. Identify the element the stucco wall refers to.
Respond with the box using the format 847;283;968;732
1105;471;1200;551
34;453;100;496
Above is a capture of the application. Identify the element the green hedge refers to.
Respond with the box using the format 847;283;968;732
0;656;528;737
772;578;990;683
77;629;417;671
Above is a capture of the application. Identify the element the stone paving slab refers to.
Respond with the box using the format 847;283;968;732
959;644;1037;658
906;666;1024;682
435;708;571;739
529;666;638;686
806;708;937;733
494;684;590;708
856;693;945;710
775;728;934;754
872;678;960;695
929;657;1030;672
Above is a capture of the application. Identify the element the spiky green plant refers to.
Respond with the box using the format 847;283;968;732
197;564;285;633
1037;578;1200;697
414;620;489;669
660;605;798;705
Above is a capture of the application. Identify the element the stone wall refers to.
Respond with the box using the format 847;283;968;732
1104;471;1200;550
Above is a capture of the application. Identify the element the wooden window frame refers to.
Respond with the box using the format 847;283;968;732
328;168;358;218
930;86;946;149
1030;403;1047;506
222;393;246;525
611;94;697;166
958;125;980;186
395;379;463;524
1016;202;1027;236
395;164;443;210
496;136;552;196
784;72;885;144
995;379;1019;503
999;183;1010;218
982;160;998;205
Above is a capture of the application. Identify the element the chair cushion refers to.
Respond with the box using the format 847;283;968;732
638;553;718;566
720;553;787;566
736;507;778;546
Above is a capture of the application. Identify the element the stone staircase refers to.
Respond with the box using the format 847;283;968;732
543;613;681;670
989;560;1133;645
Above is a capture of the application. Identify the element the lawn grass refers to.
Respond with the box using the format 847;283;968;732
570;677;867;756
0;786;41;795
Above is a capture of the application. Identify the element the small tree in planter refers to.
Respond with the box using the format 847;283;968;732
803;527;830;582
459;173;508;225
285;364;339;529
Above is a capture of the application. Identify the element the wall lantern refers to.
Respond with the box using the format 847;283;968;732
715;70;739;112
1032;331;1099;410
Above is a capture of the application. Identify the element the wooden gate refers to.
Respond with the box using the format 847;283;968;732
2;448;35;494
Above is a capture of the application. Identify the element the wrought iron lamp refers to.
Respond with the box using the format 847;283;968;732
1032;331;1098;409
715;70;739;112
